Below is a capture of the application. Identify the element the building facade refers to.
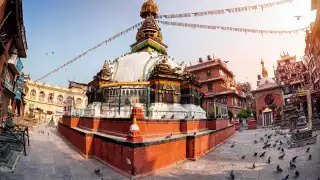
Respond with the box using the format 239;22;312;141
24;79;88;122
251;60;283;127
0;0;27;119
186;56;246;116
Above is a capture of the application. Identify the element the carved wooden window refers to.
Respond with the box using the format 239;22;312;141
207;83;212;92
207;70;211;77
39;91;45;102
48;93;54;103
264;94;274;105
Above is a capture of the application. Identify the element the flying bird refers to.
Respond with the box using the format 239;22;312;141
294;16;302;20
223;61;229;63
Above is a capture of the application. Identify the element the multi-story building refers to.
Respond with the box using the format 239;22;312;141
274;53;307;92
0;0;27;117
236;82;253;110
23;79;88;122
186;55;246;115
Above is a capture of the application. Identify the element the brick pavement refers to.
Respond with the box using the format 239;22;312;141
0;125;319;180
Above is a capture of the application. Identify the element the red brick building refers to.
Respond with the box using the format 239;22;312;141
186;56;246;116
251;60;283;127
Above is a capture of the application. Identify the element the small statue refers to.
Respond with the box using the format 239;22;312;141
295;105;308;131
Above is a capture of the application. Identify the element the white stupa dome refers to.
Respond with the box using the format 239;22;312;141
257;77;277;89
129;123;140;131
112;51;183;82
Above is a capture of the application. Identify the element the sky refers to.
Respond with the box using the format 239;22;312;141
22;0;316;89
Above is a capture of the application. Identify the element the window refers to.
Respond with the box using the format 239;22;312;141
207;83;212;92
207;70;211;77
48;93;54;103
39;91;45;101
30;89;36;99
66;96;73;104
76;98;82;105
57;95;63;102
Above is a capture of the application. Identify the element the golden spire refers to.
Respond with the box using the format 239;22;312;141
140;0;159;18
261;59;268;78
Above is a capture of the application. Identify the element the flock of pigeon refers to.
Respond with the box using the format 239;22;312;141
229;132;317;180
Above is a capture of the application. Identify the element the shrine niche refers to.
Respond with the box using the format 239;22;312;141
163;84;175;103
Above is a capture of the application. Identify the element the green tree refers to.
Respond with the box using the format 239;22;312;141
253;111;257;120
237;109;252;120
228;110;234;120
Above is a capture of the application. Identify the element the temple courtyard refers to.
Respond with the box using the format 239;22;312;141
1;125;320;180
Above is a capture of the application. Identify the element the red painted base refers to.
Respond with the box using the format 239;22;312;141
234;121;240;131
58;119;235;177
247;119;257;130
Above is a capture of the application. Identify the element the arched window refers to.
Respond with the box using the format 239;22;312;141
30;89;36;97
66;96;73;104
48;93;54;103
76;98;82;105
57;95;63;105
39;91;45;101
25;87;29;94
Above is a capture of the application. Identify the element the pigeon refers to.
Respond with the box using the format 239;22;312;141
277;147;281;150
308;154;312;160
306;147;310;153
281;148;284;153
294;15;302;20
266;144;271;148
275;140;279;143
278;153;285;160
276;165;283;172
223;61;229;63
264;140;269;145
273;143;276;147
241;155;245;160
281;174;289;180
252;163;256;169
171;114;175;119
184;115;188;119
230;170;235;180
254;152;257;157
165;133;172;139
253;140;258;144
295;170;300;177
291;156;297;162
192;115;195;119
279;140;283;145
259;151;266;157
230;144;235;148
265;134;268;137
267;135;271;139
161;115;166;119
289;161;296;169
94;169;100;174
260;137;264;141
263;144;267;149
267;157;271;163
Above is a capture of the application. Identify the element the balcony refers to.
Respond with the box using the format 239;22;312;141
7;54;23;75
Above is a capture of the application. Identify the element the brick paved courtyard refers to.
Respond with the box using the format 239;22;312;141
1;125;319;180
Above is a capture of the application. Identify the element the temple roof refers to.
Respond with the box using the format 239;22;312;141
148;56;182;81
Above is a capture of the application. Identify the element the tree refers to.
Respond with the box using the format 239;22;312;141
237;109;252;120
253;111;257;120
228;110;234;120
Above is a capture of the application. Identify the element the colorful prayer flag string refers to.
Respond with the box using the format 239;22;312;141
157;0;295;19
35;22;143;82
157;20;311;35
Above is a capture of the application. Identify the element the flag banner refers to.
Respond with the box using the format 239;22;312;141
157;0;295;19
35;21;143;82
158;20;310;35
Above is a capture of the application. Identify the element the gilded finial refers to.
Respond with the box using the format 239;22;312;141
261;59;268;78
133;116;137;124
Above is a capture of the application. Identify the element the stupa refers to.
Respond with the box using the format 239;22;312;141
58;0;235;177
